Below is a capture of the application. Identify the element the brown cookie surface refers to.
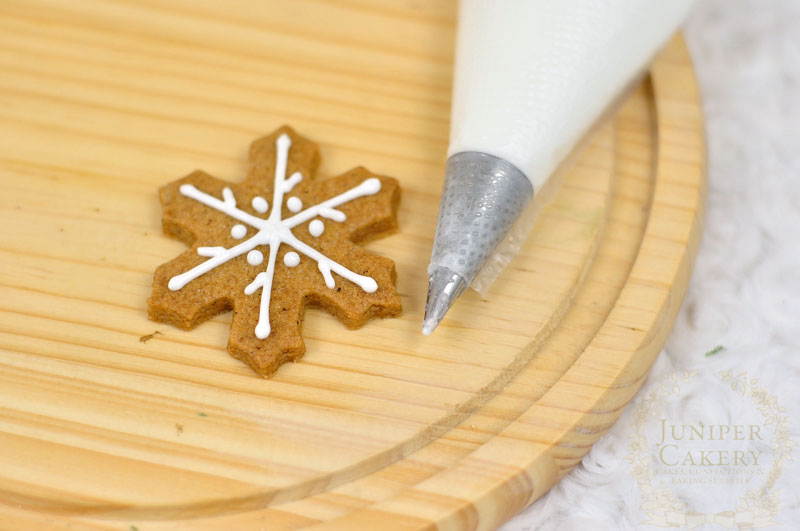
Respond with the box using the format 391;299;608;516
148;126;402;377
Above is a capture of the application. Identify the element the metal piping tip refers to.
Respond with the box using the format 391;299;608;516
422;152;533;336
422;268;467;336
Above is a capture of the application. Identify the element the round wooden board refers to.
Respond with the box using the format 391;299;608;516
0;2;704;529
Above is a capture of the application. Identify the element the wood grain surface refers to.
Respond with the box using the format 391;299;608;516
0;1;705;529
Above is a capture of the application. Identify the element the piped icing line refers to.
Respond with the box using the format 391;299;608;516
268;134;295;223
282;172;303;193
197;246;227;257
284;177;380;228
168;133;383;339
282;232;378;292
169;237;260;291
179;184;264;228
244;239;280;339
318;262;335;289
318;208;345;222
222;187;236;206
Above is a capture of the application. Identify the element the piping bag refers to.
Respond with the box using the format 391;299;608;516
423;0;696;335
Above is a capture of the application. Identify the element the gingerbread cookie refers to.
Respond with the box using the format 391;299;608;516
148;126;402;377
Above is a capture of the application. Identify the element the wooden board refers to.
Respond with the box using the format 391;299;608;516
0;1;705;529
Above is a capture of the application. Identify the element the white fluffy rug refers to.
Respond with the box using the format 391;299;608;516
502;1;800;529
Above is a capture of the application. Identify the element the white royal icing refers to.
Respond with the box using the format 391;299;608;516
287;196;302;213
231;224;247;239
247;250;264;266
252;196;268;214
283;251;300;267
169;133;382;339
309;219;324;237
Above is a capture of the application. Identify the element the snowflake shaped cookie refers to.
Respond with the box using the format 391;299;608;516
148;126;402;377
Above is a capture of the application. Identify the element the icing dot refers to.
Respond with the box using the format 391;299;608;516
309;219;324;237
287;196;302;212
283;251;300;267
231;224;247;239
247;250;264;266
252;196;268;214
